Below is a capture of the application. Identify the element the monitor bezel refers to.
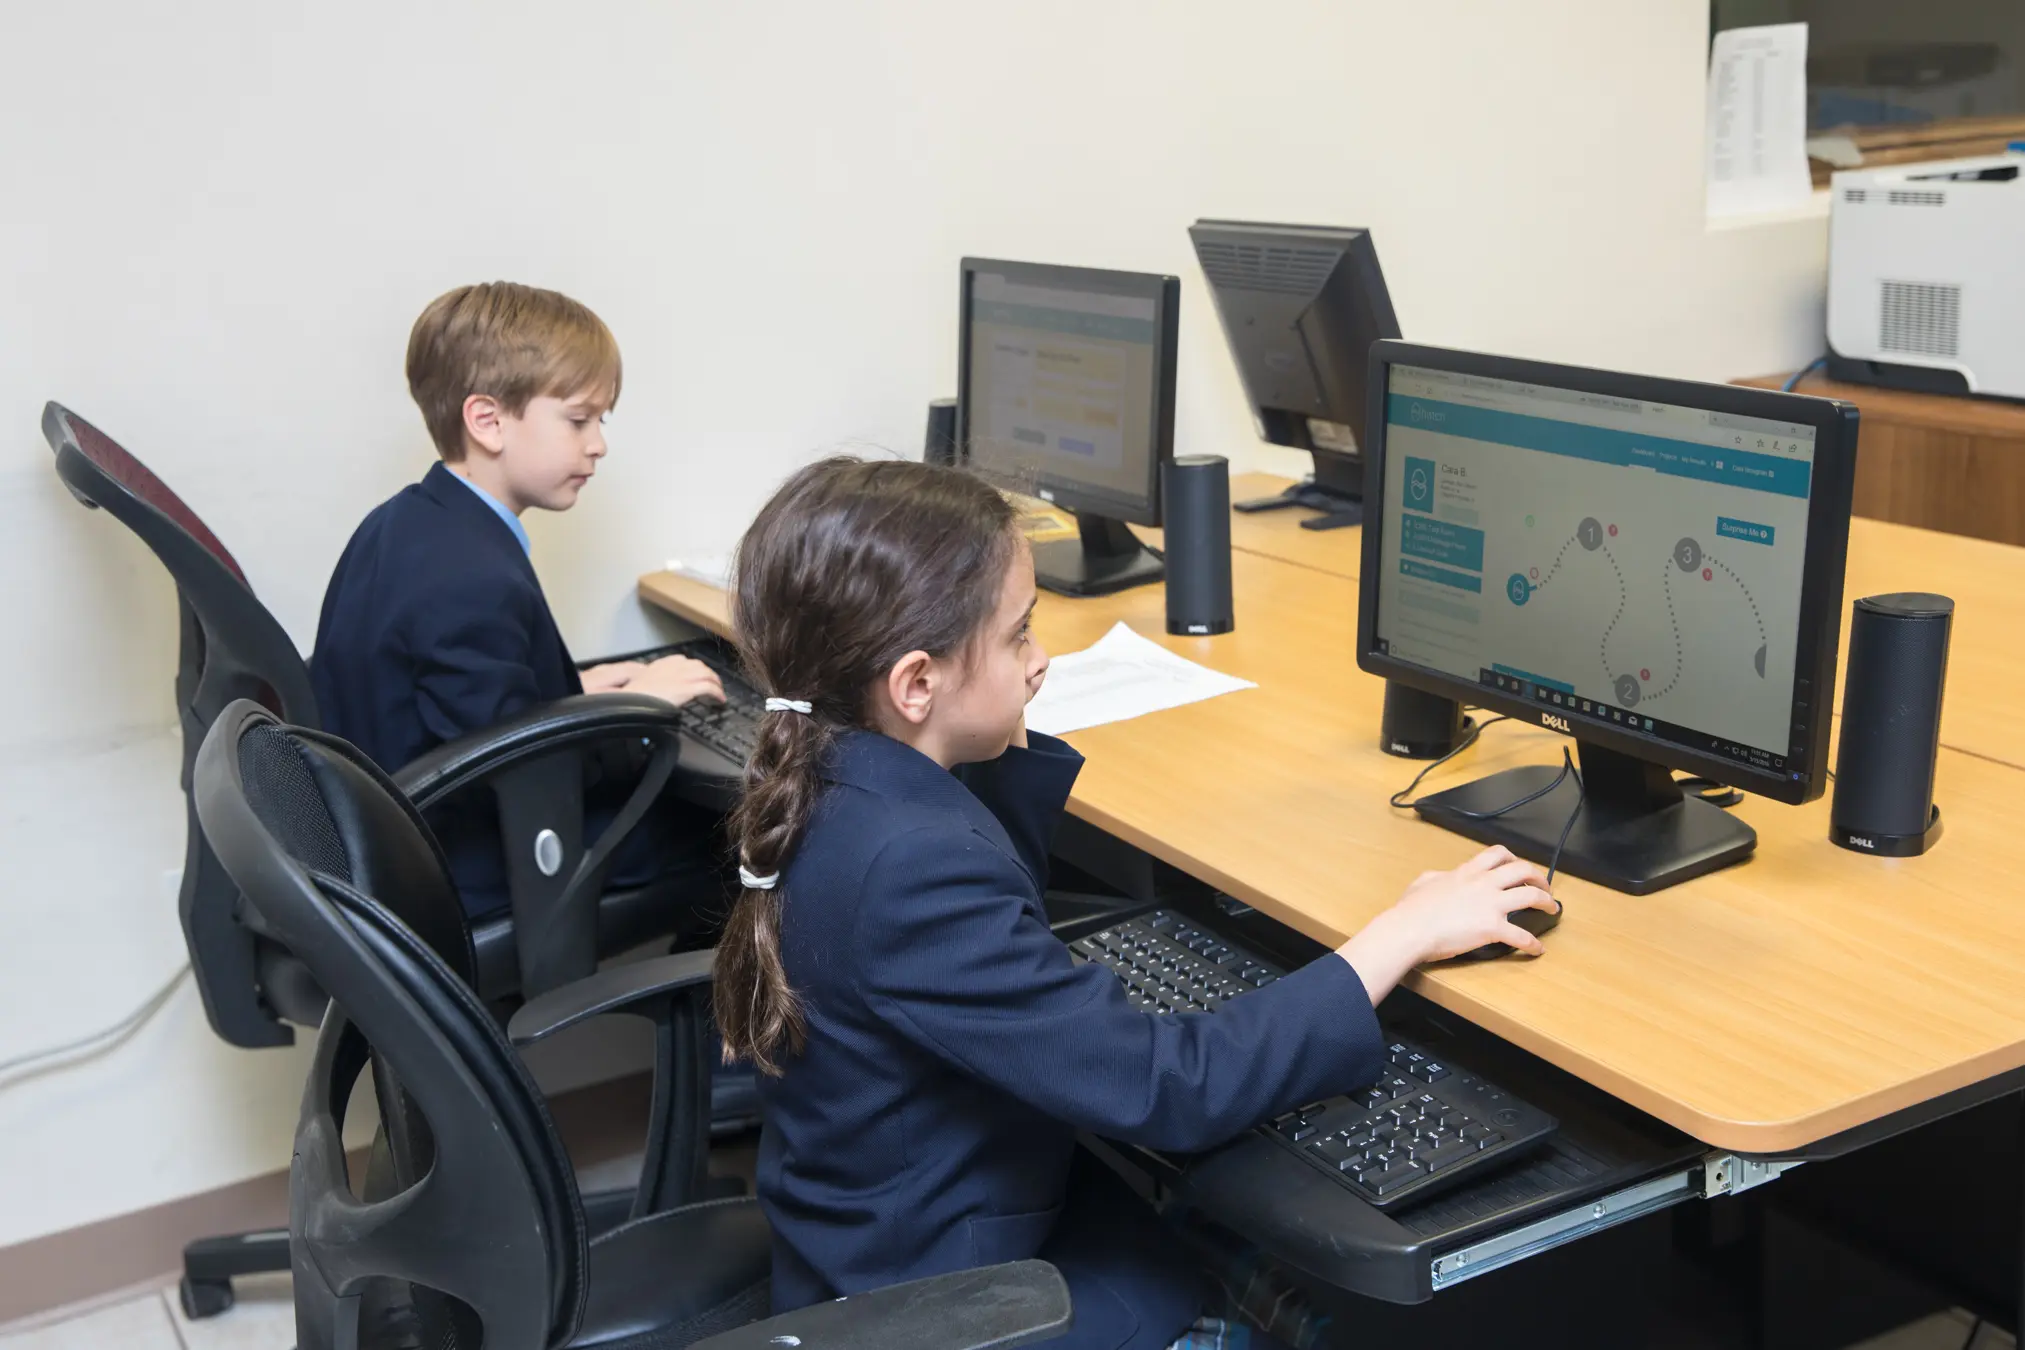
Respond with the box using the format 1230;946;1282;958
956;256;1179;528
1356;340;1859;806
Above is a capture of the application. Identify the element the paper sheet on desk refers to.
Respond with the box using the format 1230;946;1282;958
663;552;732;590
1024;622;1255;737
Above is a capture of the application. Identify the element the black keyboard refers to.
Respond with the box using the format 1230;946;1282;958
1071;911;1558;1211
627;639;763;767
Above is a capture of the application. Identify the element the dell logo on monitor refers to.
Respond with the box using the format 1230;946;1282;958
1541;713;1572;734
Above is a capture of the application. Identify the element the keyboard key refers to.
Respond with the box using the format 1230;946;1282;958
1147;911;1175;928
1417;1140;1479;1173
1364;1161;1427;1196
1411;1061;1451;1083
1309;1136;1366;1170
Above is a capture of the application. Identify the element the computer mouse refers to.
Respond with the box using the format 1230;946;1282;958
1457;902;1561;962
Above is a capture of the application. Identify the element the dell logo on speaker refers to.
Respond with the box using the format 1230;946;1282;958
1849;835;1877;850
1542;713;1572;734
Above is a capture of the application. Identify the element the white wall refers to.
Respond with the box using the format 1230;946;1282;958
0;0;1828;1249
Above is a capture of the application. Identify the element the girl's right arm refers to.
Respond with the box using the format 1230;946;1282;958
1338;846;1559;1004
851;832;1554;1156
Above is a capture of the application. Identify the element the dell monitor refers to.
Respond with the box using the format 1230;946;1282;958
958;257;1179;596
1357;341;1859;894
1190;220;1401;531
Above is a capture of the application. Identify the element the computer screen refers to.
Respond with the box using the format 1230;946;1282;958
1189;221;1400;530
1372;363;1819;776
1357;343;1857;893
957;258;1178;596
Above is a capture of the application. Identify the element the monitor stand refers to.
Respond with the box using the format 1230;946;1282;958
1033;512;1165;597
1233;452;1363;532
1411;740;1756;896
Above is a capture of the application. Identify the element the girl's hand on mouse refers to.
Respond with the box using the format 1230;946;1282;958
1335;846;1558;1004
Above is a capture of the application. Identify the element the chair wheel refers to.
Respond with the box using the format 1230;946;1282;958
180;1276;235;1319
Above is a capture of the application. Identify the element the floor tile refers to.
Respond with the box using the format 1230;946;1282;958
0;1295;182;1350
162;1272;294;1350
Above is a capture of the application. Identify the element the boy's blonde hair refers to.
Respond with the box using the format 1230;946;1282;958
405;282;623;461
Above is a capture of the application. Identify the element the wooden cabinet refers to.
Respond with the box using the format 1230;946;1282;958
1738;373;2025;546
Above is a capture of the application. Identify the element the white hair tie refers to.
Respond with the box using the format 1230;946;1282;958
764;698;812;715
739;864;780;891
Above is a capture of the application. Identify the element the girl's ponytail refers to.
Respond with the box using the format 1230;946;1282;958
712;456;1020;1075
715;703;830;1075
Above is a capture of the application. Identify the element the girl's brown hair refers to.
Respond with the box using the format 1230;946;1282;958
715;456;1019;1074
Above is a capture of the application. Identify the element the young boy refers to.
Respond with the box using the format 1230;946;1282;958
312;281;724;917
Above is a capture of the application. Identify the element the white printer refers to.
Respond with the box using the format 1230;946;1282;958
1827;152;2025;399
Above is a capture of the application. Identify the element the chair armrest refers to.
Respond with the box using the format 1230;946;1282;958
392;693;682;810
507;948;716;1047
690;1261;1071;1350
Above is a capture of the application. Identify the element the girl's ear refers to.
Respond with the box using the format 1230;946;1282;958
881;650;936;726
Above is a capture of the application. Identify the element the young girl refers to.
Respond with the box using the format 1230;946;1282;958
716;457;1557;1350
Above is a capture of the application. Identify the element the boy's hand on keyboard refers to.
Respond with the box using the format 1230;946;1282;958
1338;846;1557;1001
580;661;648;693
616;655;726;707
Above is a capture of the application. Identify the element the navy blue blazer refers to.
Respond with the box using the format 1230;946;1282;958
756;729;1387;1350
311;463;582;915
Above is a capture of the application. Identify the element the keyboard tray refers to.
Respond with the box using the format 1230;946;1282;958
1161;988;1705;1304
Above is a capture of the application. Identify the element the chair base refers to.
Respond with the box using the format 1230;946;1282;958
180;1228;291;1318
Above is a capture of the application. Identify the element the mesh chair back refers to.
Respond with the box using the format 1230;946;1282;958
44;401;320;1047
195;701;588;1350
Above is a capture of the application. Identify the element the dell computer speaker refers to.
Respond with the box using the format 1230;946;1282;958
1830;592;1953;856
1162;454;1234;635
1382;682;1466;759
925;398;958;467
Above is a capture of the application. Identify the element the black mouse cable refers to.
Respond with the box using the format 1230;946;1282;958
1387;712;1512;809
1393;728;1587;888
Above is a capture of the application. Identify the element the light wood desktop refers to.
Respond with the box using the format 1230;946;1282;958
1195;474;2025;773
640;549;2025;1156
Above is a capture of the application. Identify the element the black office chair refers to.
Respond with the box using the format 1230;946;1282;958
192;699;1072;1350
43;402;745;1314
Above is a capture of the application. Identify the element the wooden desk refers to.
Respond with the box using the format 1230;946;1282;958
641;555;2025;1154
1739;373;2025;548
1197;473;2025;773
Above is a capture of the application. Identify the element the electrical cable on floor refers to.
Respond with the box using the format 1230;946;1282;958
0;963;193;1091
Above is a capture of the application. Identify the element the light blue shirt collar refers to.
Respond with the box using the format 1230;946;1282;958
449;470;531;555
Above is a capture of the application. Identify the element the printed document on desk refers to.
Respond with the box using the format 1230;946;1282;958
663;552;732;589
1025;622;1255;736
